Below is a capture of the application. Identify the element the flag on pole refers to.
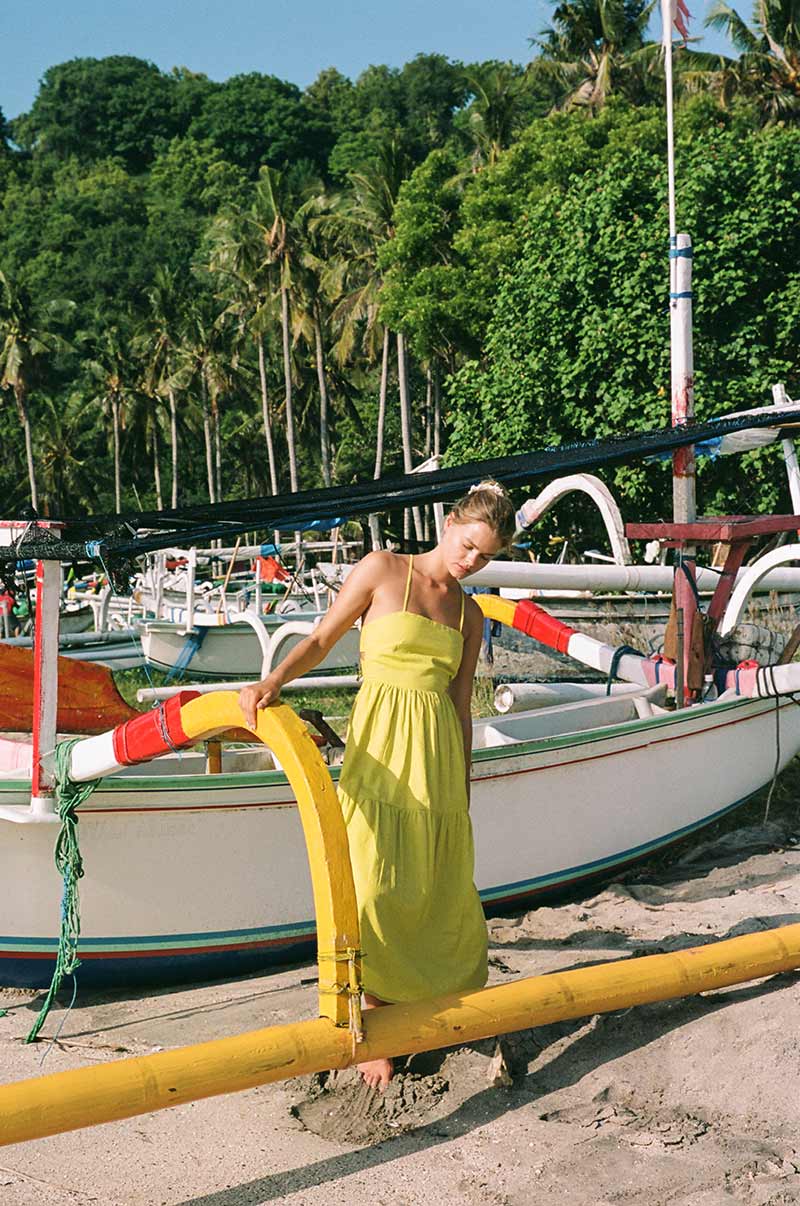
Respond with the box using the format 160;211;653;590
661;0;691;45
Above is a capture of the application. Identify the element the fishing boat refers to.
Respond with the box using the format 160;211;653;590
139;610;360;680
1;667;797;990
3;515;800;990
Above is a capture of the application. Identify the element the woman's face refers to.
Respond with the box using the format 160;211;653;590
441;517;504;580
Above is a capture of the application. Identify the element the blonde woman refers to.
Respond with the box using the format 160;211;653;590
240;481;516;1089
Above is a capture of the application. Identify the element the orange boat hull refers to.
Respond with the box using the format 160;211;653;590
0;646;138;733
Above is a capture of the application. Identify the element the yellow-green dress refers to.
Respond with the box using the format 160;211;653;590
337;555;488;1004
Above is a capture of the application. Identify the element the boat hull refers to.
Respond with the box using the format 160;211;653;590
140;618;359;679
2;694;797;988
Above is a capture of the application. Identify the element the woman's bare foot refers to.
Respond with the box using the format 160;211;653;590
356;1056;394;1091
356;992;394;1091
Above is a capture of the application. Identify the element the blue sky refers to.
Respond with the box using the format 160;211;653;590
3;0;735;121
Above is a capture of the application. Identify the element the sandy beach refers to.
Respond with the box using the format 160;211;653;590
2;765;800;1206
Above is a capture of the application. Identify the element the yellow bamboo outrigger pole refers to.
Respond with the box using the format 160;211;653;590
3;692;800;1146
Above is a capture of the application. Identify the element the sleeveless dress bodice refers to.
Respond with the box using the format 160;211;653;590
337;556;488;1004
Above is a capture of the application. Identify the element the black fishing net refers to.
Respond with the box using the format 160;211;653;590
4;409;799;567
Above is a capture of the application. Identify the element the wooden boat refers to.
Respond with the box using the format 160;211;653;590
139;612;360;679
2;627;800;988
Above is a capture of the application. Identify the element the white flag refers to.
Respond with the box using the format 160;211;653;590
661;0;691;46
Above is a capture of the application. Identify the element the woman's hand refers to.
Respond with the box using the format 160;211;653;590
238;676;281;729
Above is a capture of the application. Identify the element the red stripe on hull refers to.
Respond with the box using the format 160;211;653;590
0;933;312;961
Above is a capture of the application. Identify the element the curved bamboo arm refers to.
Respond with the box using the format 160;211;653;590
178;692;362;1033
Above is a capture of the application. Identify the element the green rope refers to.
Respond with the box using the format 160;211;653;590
25;740;102;1044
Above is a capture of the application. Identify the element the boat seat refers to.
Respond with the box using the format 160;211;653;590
480;725;525;747
475;684;668;747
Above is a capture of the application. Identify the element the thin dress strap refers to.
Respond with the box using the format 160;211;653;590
402;555;414;612
458;589;465;633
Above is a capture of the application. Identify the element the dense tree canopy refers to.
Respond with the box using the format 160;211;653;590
11;57;190;170
1;22;799;538
447;99;800;515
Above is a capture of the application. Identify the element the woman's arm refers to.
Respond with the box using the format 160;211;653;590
238;551;390;727
447;597;483;806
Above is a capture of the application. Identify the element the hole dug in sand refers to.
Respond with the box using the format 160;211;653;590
288;1039;519;1145
290;1066;449;1144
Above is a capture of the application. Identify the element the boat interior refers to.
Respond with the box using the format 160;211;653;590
0;683;673;783
471;683;669;749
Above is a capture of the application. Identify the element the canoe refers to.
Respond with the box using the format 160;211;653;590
140;613;360;679
2;681;798;988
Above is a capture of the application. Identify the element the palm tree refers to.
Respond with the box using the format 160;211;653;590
84;318;138;511
171;300;234;503
528;0;658;113
206;208;279;497
121;378;166;510
208;166;321;496
137;267;185;508
464;63;535;166
293;190;340;488
695;0;800;119
321;141;423;539
249;165;322;494
36;393;100;518
0;271;72;511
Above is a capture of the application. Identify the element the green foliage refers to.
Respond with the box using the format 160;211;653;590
380;149;475;359
11;57;188;172
188;73;331;175
1;157;150;317
3;43;800;528
324;55;469;179
144;138;249;272
447;100;800;516
384;101;665;356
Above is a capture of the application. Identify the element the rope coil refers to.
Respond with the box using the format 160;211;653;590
25;741;101;1044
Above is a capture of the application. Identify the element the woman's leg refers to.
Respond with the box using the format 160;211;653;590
356;992;394;1090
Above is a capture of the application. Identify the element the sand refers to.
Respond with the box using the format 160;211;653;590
3;772;800;1206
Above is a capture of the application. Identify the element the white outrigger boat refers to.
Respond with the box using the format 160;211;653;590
131;543;359;679
3;512;800;988
139;611;360;679
1;681;797;988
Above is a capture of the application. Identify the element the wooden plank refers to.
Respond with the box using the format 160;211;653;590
627;515;800;542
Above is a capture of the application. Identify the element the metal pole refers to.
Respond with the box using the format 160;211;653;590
666;8;698;696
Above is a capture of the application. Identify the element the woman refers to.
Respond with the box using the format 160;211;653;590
239;481;516;1090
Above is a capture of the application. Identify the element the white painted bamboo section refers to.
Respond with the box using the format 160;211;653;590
31;558;61;803
670;231;695;522
468;561;800;592
720;544;800;635
516;474;632;565
773;383;800;514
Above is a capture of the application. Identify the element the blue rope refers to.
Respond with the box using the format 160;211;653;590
164;626;209;685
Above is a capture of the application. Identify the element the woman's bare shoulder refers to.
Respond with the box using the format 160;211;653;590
348;549;403;588
359;549;402;574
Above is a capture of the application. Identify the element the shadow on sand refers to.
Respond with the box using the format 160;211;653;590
173;967;800;1206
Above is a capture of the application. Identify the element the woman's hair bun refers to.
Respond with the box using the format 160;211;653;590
450;479;515;546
